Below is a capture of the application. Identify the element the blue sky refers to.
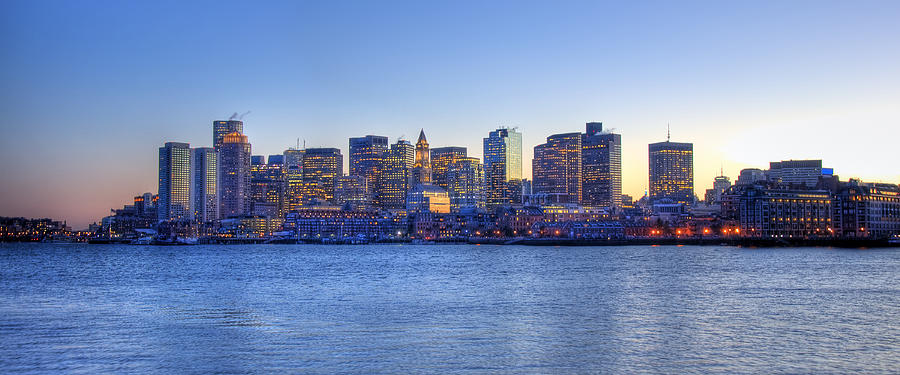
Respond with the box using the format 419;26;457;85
1;0;899;229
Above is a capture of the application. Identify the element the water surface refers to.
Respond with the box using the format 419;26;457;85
1;243;898;373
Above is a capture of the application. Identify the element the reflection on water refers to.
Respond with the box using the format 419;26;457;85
0;243;898;373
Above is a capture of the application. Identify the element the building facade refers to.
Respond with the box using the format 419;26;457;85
158;142;192;221
446;157;485;212
483;128;523;206
648;140;694;205
218;132;252;218
533;132;582;204
302;148;343;203
431;146;467;191
349;135;388;203
191;147;218;223
833;181;900;239
378;140;415;209
738;186;833;238
581;122;622;208
768;160;823;188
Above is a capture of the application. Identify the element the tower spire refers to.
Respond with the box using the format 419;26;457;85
667;123;671;142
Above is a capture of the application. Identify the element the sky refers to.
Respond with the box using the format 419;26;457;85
1;0;899;229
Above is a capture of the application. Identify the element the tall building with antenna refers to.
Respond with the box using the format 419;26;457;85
648;125;694;205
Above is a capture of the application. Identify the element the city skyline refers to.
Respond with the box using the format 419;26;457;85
2;1;900;229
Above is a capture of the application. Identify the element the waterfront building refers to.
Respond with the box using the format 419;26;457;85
349;135;389;202
409;130;432;187
213;120;243;149
431;146;467;191
406;184;451;214
158;142;192;221
648;136;694;205
582;122;622;208
282;149;304;212
737;185;833;238
533;132;582;204
768;160;824;188
218;132;252;218
833;180;900;239
302;148;343;202
378;140;415;209
286;208;383;239
483;127;523;206
446;157;485;211
191;147;218;223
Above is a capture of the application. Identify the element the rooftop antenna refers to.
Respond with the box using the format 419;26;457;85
228;112;239;120
667;123;671;142
296;138;300;150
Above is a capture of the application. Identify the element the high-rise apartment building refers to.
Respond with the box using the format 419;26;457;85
213;120;243;149
483;128;522;206
302;148;343;202
431;146;467;191
533;132;582;204
649;137;694;205
191;147;218;223
218;132;252;218
378;140;415;209
581;122;622;208
158;142;192;221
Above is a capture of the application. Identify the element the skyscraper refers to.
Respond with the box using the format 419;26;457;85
431;146;467;191
582;122;622;208
250;161;285;218
302;148;343;202
649;134;694;205
533;132;582;204
218;132;251;218
283;148;305;211
409;130;432;187
349;135;388;203
446;157;485;211
191;147;218;223
158;142;192;221
378;140;415;209
483;128;522;207
213;120;243;149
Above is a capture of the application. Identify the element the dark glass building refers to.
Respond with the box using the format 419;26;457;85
581;122;622;208
349;135;389;202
